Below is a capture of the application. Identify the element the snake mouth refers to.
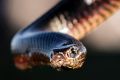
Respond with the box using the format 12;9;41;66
13;54;31;70
13;52;50;70
50;46;86;69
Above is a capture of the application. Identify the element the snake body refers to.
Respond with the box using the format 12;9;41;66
11;0;120;70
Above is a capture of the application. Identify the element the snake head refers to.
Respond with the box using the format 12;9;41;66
50;44;86;70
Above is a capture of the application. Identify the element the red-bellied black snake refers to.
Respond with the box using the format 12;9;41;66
11;0;120;70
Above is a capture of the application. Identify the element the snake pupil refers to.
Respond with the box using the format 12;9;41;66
70;49;77;58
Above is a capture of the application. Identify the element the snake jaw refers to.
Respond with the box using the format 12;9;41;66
50;52;65;68
50;46;86;69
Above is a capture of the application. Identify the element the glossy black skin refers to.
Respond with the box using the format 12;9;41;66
10;0;88;70
20;0;86;33
11;31;85;58
11;0;87;58
11;0;117;55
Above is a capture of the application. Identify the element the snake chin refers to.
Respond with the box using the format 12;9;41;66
13;53;50;70
50;46;86;70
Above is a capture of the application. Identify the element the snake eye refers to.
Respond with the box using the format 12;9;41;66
66;46;79;58
69;50;77;58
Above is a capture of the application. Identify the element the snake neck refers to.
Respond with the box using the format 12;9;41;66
18;0;120;40
48;0;120;40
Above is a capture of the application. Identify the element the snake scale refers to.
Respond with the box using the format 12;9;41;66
11;0;120;70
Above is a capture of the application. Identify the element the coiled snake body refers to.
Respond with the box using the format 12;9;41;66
11;0;120;70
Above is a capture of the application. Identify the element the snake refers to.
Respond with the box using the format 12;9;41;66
11;0;120;70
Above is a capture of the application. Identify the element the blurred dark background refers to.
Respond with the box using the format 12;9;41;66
0;0;120;80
